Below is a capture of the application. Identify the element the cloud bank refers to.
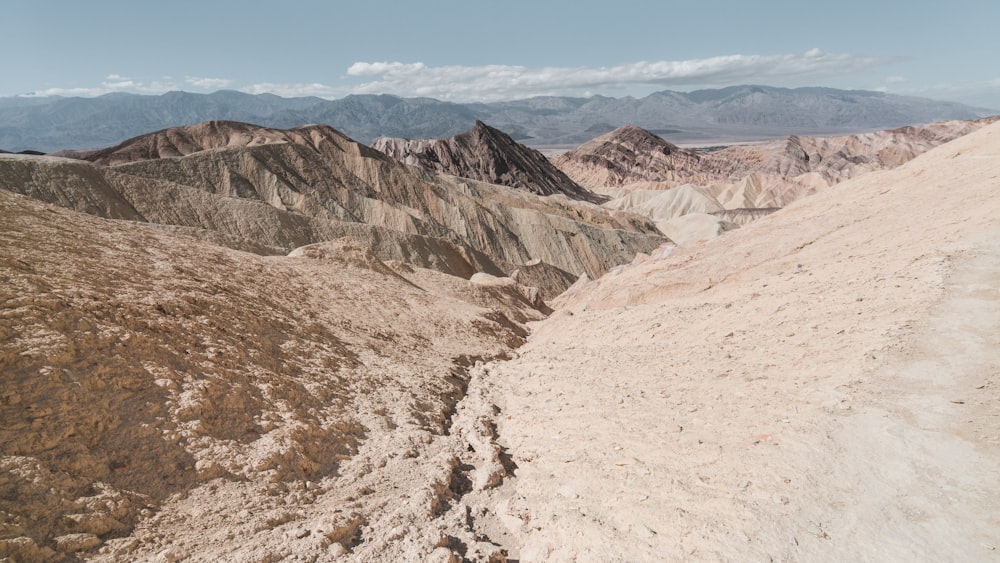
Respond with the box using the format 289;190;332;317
23;75;232;98
16;50;895;102
240;82;342;98
343;49;890;101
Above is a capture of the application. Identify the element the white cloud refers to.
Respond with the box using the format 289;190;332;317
185;76;233;90
20;75;180;98
343;50;891;102
347;62;426;76
240;82;344;98
20;86;108;97
97;74;179;94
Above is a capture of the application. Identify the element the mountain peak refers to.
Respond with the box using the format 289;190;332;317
54;120;359;166
553;125;701;189
599;124;682;152
373;123;603;202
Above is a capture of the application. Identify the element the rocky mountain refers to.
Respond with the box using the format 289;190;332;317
2;121;666;296
552;125;705;189
702;116;1000;185
554;118;1000;245
558;118;999;192
54;120;308;166
2;86;994;152
372;121;600;202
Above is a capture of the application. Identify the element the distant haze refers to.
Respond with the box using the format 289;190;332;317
1;86;993;153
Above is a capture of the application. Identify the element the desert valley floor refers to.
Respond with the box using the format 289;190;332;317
1;119;999;562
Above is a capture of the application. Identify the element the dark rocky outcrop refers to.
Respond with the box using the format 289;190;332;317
373;121;603;203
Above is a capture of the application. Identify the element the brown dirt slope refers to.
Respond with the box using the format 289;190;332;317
0;189;544;561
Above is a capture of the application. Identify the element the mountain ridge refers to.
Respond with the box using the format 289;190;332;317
2;85;993;152
2;120;667;294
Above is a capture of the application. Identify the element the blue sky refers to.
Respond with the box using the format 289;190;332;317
4;0;998;108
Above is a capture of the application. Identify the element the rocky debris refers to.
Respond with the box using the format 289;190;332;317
0;536;58;561
53;533;102;553
289;236;439;284
373;121;603;203
468;272;549;313
6;113;996;561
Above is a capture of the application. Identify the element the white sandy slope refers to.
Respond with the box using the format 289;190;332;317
476;122;1000;560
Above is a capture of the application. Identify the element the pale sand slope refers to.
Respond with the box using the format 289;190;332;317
477;122;1000;560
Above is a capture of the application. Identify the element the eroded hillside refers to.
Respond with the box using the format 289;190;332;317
4;122;668;299
0;189;546;561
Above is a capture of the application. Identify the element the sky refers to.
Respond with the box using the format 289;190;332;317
4;0;998;109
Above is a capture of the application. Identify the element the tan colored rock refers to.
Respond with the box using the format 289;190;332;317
0;154;143;220
553;125;703;189
53;533;101;553
0;536;57;561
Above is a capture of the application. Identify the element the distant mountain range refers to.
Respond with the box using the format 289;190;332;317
1;86;995;152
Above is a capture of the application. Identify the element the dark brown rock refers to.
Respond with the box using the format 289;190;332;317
373;121;604;203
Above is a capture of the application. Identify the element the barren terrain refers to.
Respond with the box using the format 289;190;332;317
1;119;998;561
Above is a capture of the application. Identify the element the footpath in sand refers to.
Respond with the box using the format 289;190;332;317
475;122;1000;560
